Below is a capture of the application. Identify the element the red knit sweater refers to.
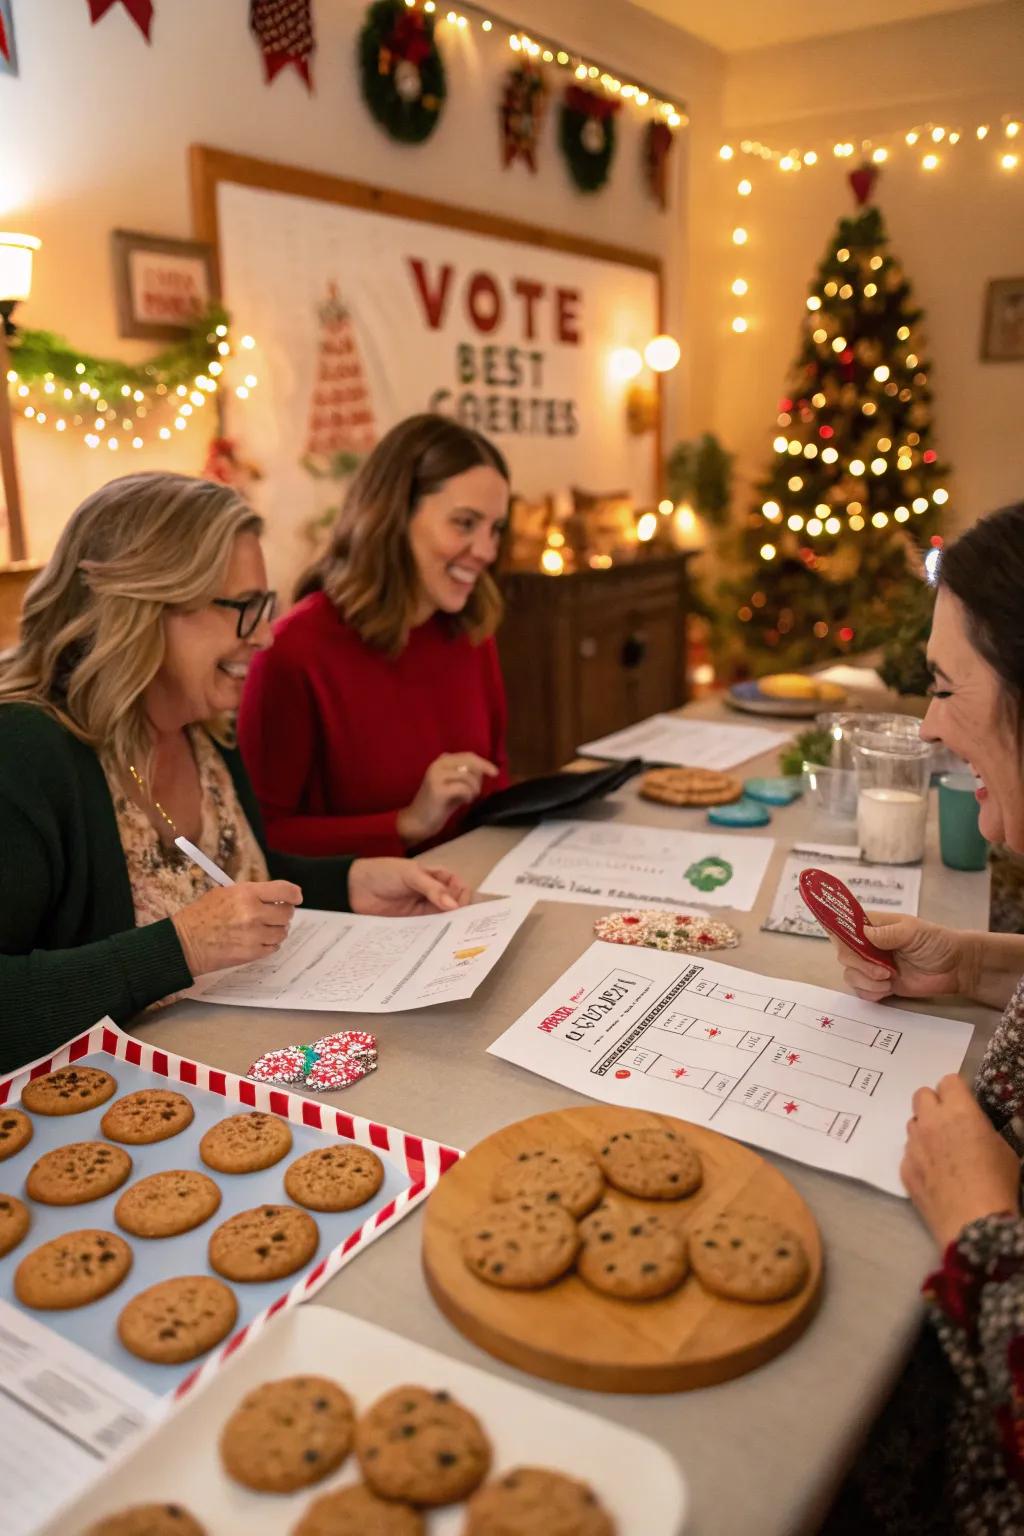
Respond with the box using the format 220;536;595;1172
237;591;509;857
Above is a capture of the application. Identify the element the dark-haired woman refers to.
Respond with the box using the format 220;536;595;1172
825;503;1024;1531
238;414;511;858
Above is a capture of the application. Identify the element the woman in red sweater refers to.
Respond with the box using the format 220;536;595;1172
238;414;510;857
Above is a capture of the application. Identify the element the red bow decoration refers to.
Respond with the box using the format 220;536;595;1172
386;11;433;67
0;12;11;64
250;0;315;90
848;162;879;207
564;84;621;121
86;0;153;39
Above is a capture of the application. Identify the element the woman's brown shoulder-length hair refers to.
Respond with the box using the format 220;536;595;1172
295;413;510;656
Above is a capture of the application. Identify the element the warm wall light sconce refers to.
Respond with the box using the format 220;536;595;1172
0;232;41;564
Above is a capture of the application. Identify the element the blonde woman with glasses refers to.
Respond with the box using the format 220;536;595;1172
0;472;469;1074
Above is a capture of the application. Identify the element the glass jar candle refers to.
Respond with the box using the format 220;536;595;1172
852;727;932;864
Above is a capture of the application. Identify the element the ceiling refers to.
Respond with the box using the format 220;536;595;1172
626;0;1000;53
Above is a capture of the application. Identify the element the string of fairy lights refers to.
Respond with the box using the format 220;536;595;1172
721;113;1022;338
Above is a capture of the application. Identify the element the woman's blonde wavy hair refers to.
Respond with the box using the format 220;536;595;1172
294;413;509;656
0;471;262;773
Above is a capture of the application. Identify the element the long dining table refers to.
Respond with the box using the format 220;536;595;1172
141;692;994;1536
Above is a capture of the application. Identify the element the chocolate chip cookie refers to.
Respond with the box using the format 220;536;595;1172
199;1112;293;1174
117;1275;238;1365
0;1193;30;1257
291;1484;424;1536
220;1375;355;1492
596;1126;702;1201
26;1141;133;1206
284;1144;385;1212
464;1467;616;1535
688;1212;809;1302
0;1107;33;1160
100;1090;194;1145
85;1505;207;1536
461;1199;579;1289
15;1229;132;1309
492;1147;604;1219
355;1386;491;1507
208;1204;319;1282
21;1066;117;1116
577;1201;689;1301
115;1170;222;1239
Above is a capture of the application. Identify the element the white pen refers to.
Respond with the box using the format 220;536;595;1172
175;836;235;888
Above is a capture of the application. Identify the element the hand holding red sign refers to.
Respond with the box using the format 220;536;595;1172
798;867;898;974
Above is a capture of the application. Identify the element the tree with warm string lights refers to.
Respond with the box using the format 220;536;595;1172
732;165;949;675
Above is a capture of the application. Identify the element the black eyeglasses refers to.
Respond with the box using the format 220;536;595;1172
212;591;277;639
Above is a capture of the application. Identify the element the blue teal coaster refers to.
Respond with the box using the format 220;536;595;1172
707;797;772;828
744;776;804;806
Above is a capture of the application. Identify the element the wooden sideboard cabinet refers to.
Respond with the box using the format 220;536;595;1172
496;553;692;776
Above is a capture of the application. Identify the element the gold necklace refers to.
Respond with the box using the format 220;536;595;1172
127;762;178;834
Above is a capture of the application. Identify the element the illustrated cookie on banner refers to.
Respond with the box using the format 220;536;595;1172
247;1031;379;1092
594;910;740;954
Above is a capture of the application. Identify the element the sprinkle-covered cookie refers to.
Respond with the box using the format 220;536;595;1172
21;1066;117;1117
0;1107;33;1161
304;1057;372;1092
247;1047;309;1086
464;1467;616;1536
199;1112;293;1174
115;1169;222;1239
577;1201;689;1301
118;1275;238;1365
291;1483;424;1536
100;1090;194;1145
208;1204;319;1283
284;1144;385;1212
596;1126;702;1201
356;1385;491;1507
26;1141;133;1206
85;1505;208;1536
15;1229;132;1309
688;1212;810;1302
313;1030;378;1062
492;1147;604;1219
461;1199;579;1290
0;1193;30;1257
593;910;740;955
220;1375;355;1493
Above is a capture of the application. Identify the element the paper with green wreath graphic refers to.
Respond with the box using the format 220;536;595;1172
481;820;773;912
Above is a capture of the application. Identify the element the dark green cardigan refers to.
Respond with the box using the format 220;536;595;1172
0;703;353;1074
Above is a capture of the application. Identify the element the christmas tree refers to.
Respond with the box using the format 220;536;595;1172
304;282;377;462
733;169;950;673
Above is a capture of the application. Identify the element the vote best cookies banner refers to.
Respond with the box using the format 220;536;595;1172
206;156;660;588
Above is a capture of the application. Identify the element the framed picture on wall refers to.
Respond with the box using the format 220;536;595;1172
981;277;1024;362
111;230;218;341
0;0;17;77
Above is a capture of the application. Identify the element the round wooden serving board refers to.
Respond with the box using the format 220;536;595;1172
423;1105;823;1394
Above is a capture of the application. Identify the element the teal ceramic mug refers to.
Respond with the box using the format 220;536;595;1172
938;773;989;872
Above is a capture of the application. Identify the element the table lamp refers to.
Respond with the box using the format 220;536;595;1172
0;232;41;563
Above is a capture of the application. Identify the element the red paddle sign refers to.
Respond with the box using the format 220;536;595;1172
798;868;898;973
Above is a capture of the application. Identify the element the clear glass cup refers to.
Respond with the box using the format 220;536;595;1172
852;727;932;864
816;711;922;770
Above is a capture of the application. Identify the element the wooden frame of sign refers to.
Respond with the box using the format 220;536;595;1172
189;143;665;489
111;230;219;342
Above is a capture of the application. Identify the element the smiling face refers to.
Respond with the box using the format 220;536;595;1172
146;530;274;730
921;585;1024;851
406;464;509;622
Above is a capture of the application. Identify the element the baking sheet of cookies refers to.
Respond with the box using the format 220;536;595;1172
37;1305;689;1536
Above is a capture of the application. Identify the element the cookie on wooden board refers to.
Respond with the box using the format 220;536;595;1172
208;1204;319;1283
220;1375;355;1493
291;1484;424;1536
199;1112;293;1174
117;1275;238;1365
492;1147;604;1219
596;1126;702;1201
639;766;743;808
0;1107;33;1160
355;1385;492;1507
0;1193;30;1257
464;1466;616;1536
577;1201;689;1301
26;1141;133;1206
101;1089;195;1145
688;1212;809;1302
284;1144;385;1212
115;1169;222;1239
15;1229;132;1309
85;1504;208;1536
21;1066;117;1116
461;1199;580;1289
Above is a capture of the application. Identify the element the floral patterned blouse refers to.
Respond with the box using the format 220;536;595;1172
103;728;267;1005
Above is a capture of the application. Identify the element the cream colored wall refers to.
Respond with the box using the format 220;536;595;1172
0;0;723;562
711;1;1024;534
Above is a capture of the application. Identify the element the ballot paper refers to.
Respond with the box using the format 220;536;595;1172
188;897;533;1011
488;946;973;1196
480;820;774;912
764;851;921;939
579;713;790;769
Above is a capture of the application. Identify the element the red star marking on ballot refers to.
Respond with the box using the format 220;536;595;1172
819;1017;834;1029
786;1052;800;1065
783;1100;799;1115
673;1067;688;1079
707;1028;720;1038
614;1069;631;1080
724;992;735;1001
